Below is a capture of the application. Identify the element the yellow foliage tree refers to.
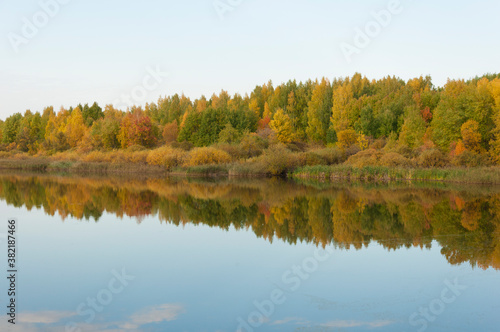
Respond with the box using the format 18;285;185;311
248;98;260;118
337;129;358;149
44;113;58;147
45;108;69;150
489;79;500;163
195;96;208;113
331;83;354;132
357;134;369;150
270;109;294;143
179;111;189;130
461;119;482;153
65;107;86;148
307;78;332;142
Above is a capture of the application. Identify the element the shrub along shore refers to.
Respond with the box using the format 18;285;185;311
1;142;500;184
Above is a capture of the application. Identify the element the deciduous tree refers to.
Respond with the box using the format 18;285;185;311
461;120;482;153
307;78;332;143
65;107;86;148
270;109;294;144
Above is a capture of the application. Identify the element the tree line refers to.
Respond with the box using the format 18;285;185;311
1;73;500;164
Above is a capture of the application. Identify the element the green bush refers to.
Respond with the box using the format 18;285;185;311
286;141;308;152
185;164;229;176
346;149;383;168
343;144;361;159
215;143;245;161
228;161;266;176
379;152;411;167
171;141;194;151
47;161;74;171
393;145;417;159
259;144;298;176
452;150;489;167
240;133;267;158
218;123;242;144
417;149;448;168
370;138;387;150
299;152;327;166
313;147;344;165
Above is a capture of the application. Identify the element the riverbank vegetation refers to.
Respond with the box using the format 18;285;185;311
1;74;500;181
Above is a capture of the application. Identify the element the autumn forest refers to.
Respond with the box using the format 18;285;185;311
1;73;500;178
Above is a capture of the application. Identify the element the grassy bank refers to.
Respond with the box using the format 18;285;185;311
0;158;271;178
0;158;167;175
2;157;500;184
0;158;256;177
292;165;500;184
2;144;500;184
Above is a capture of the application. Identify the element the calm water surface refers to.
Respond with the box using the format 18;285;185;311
0;173;499;332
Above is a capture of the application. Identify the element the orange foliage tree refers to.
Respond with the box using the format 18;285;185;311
118;113;158;148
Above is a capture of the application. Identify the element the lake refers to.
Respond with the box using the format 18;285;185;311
0;173;499;332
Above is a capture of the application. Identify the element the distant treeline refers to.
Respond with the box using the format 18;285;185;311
1;73;500;168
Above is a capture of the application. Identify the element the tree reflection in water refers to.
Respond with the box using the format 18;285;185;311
1;173;499;270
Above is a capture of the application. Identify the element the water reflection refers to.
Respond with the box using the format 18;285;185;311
1;173;499;270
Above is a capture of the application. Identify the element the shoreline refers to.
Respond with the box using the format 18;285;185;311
292;165;500;185
1;158;500;185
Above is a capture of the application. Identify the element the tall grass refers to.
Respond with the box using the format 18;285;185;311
293;165;500;184
2;144;500;183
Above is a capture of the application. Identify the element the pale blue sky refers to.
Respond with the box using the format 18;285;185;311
0;0;499;120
